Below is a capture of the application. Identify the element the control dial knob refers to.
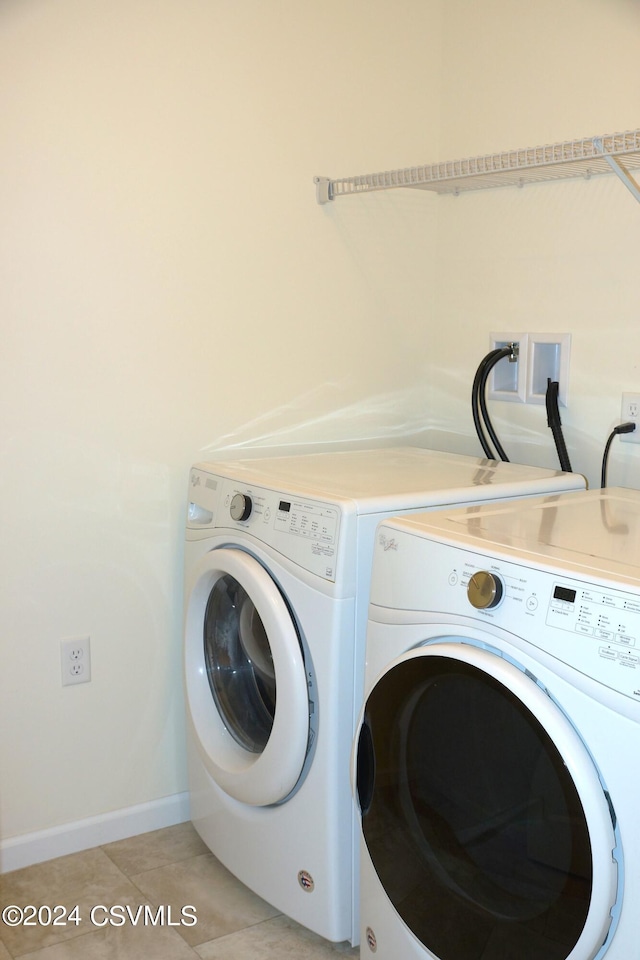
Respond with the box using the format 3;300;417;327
467;570;504;610
230;493;253;522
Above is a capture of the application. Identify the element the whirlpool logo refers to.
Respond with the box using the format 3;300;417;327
378;533;398;552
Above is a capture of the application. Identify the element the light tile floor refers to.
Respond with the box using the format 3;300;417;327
0;823;359;959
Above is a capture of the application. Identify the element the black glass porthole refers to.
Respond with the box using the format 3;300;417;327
360;655;593;960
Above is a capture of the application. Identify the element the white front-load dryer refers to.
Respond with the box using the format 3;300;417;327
183;447;585;945
355;487;640;960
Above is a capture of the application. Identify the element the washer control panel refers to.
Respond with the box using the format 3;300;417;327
187;468;341;581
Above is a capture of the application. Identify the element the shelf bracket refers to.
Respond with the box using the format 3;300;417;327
593;137;640;204
314;176;332;205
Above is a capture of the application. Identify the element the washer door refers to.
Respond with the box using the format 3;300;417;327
185;547;310;806
356;642;618;960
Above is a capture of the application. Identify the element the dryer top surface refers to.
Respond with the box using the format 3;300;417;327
381;487;640;585
193;446;583;514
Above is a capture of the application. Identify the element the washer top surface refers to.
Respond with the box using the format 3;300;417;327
193;446;583;514
382;486;640;587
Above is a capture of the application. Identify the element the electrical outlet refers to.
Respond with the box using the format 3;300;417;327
621;393;640;443
61;636;91;686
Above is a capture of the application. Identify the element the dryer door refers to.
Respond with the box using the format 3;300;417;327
356;642;618;960
185;547;310;806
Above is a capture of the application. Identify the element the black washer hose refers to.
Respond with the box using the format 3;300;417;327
545;379;572;473
472;347;513;461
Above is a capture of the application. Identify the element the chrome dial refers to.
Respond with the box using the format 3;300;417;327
230;493;253;522
467;570;504;609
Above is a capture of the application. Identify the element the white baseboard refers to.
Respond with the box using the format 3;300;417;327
0;792;190;874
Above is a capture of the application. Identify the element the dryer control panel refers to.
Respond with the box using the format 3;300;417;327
187;468;341;581
454;550;640;702
370;528;640;703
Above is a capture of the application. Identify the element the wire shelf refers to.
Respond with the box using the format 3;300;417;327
315;129;640;203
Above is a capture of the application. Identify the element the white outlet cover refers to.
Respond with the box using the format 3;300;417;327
61;636;91;686
620;393;640;444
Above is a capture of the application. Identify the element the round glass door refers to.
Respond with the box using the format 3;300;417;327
356;642;618;960
185;548;310;806
204;574;276;754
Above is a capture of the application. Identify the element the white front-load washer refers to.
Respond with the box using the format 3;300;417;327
183;447;585;945
355;486;640;960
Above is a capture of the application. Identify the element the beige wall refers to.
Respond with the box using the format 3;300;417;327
2;0;640;856
431;0;640;480
0;0;441;849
